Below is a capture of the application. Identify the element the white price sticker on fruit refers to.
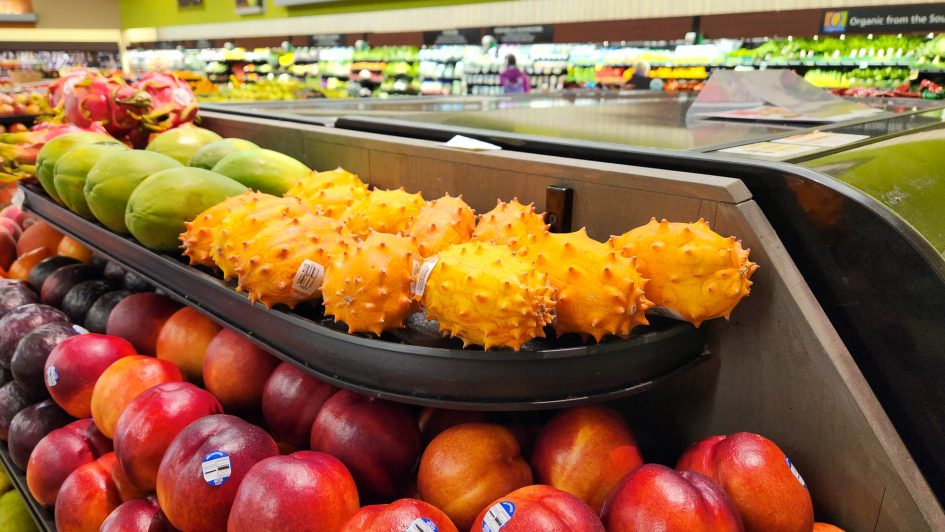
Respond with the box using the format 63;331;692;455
405;518;438;532
410;256;439;298
291;259;325;298
201;450;232;486
44;366;59;387
785;456;808;489
481;501;515;532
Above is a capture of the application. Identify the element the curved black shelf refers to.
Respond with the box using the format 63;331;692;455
23;185;707;410
0;443;55;532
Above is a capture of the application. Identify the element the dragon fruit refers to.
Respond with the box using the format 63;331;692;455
123;72;198;133
47;71;90;109
419;241;557;350
59;73;139;138
0;122;110;181
610;218;758;327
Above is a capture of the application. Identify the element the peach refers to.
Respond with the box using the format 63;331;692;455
677;432;814;532
8;399;74;470
156;414;278;532
57;236;93;264
100;496;177;532
228;451;360;532
601;464;742;532
0;216;22;241
7;247;53;281
0;230;15;270
27;418;112;506
45;334;137;418
418;407;488;444
814;524;845;532
16;220;63;257
106;292;182;355
344;498;458;532
114;381;223;491
0;204;28;226
310;390;421;503
202;328;278;412
531;406;643;513
472;484;604;532
262;361;336;448
155;306;221;381
417;423;532;530
90;354;183;439
55;452;148;532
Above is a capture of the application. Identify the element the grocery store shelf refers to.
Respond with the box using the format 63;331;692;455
0;443;55;532
23;185;708;410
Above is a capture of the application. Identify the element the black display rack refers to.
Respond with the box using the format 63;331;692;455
0;442;55;532
23;184;708;410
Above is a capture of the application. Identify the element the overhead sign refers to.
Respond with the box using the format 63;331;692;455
423;28;481;46
490;25;554;44
823;4;945;33
310;34;347;47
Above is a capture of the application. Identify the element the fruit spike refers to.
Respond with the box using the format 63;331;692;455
342;187;426;237
420;241;556;350
323;231;419;336
180;191;275;268
519;228;652;342
283;167;369;219
404;194;476;257
471;197;549;251
209;194;308;279
610;218;758;327
233;213;353;308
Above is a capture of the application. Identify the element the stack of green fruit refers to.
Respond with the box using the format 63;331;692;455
0;469;39;532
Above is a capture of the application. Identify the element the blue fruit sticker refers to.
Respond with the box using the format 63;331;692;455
406;517;438;532
72;324;89;335
481;501;515;532
44;366;59;387
201;450;231;486
785;456;807;489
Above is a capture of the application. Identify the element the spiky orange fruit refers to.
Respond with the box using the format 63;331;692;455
342;187;425;237
180;191;274;268
420;242;556;350
283;167;369;219
405;194;476;257
209;195;307;279
610;218;757;327
233;213;353;308
471;198;548;251
519;228;652;341
322;231;419;335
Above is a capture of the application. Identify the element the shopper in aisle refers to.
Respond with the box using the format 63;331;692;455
499;54;530;94
627;61;654;90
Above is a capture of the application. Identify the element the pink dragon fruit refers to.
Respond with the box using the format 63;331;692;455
60;73;140;138
47;70;90;109
124;72;198;133
0;122;110;181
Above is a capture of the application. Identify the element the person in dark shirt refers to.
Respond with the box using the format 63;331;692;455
627;61;653;90
499;54;531;94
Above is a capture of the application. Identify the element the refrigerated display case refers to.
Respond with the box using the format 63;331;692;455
197;94;945;527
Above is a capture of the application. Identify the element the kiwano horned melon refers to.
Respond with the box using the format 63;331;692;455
85;149;182;233
405;194;476;257
36;132;120;203
283;167;368;219
472;198;548;251
233;213;353;308
610;218;758;327
125;167;247;252
323;231;419;335
212;148;311;196
180;191;276;268
420;241;556;350
342;187;425;237
520;228;651;341
188;138;258;170
209;194;308;279
145;125;223;165
53;143;128;219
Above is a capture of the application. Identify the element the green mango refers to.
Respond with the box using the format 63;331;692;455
146;126;222;165
0;468;10;494
85;149;182;233
211;148;310;195
126;167;247;251
53;143;128;218
35;132;118;203
189;138;258;170
0;490;39;532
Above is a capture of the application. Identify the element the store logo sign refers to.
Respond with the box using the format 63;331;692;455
823;10;848;33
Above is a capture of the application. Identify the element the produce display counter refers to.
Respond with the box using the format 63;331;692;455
20;110;943;530
203;94;945;516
